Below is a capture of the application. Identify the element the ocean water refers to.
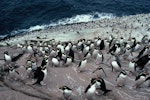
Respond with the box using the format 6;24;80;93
0;0;150;39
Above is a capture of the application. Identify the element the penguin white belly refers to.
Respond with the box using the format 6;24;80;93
111;61;120;71
115;48;121;54
96;53;102;62
117;74;127;86
32;63;37;70
64;89;72;96
83;46;90;54
92;50;99;58
128;62;135;72
52;58;59;66
66;58;72;65
135;76;146;86
134;44;140;51
87;85;96;94
50;50;57;57
79;60;87;71
42;69;47;80
27;46;33;53
5;55;12;62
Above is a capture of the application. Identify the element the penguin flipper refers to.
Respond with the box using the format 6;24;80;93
145;76;150;81
103;89;112;95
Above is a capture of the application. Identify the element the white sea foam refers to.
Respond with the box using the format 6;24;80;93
0;12;115;39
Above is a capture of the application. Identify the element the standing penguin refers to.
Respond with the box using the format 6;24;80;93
4;51;12;63
99;39;105;50
137;46;149;58
52;57;60;67
128;59;136;74
84;79;98;100
116;70;127;87
135;54;150;70
59;86;73;100
8;66;19;81
134;72;149;88
77;58;87;72
111;55;122;72
68;48;74;62
63;56;72;66
93;66;107;77
33;66;47;85
96;77;112;95
95;51;104;64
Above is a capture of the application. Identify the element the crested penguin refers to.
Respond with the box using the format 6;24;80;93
8;66;19;81
128;59;136;74
68;48;74;62
116;70;127;87
99;39;105;50
92;48;99;58
59;86;73;100
77;58;87;72
52;57;60;67
134;72;149;88
4;51;12;62
63;56;72;66
93;66;107;77
33;66;47;85
111;55;122;72
84;79;98;99
96;77;112;95
95;51;104;64
135;54;150;70
137;46;149;58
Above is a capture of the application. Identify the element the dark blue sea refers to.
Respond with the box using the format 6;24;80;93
0;0;150;39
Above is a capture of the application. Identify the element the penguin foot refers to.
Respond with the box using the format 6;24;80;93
40;81;46;86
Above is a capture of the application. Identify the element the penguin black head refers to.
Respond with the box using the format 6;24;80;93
4;51;9;55
59;86;72;91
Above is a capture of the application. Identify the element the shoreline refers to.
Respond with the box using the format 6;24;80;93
0;13;150;45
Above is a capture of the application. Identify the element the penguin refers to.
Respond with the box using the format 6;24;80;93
4;51;12;63
95;51;104;64
92;48;99;58
145;76;150;87
63;56;72;66
135;54;150;70
31;61;38;70
77;58;87;72
111;55;122;72
137;46;149;58
116;70;127;87
56;48;63;60
83;45;90;55
33;66;47;85
84;79;98;99
128;59;136;74
132;42;141;52
134;72;149;88
114;43;121;55
59;86;73;100
99;39;105;50
119;37;124;46
68;48;74;62
52;57;60;67
84;52;91;60
27;44;34;54
108;43;117;54
93;66;107;77
8;66;19;81
141;35;149;44
41;57;48;67
96;77;112;95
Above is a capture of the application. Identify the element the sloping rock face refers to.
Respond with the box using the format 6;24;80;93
0;45;150;100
